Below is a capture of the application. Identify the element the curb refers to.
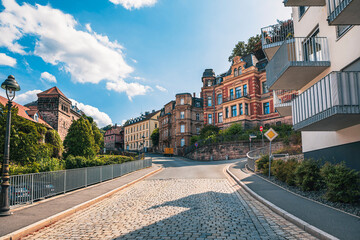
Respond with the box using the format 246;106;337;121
226;164;338;240
0;166;162;240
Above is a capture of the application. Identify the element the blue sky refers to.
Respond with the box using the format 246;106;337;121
0;0;291;127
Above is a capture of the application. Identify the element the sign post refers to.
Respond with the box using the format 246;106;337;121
264;128;278;178
260;126;264;148
249;134;257;151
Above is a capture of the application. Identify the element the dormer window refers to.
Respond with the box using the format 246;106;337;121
234;68;238;77
207;80;212;86
180;98;184;105
238;67;242;75
34;113;39;122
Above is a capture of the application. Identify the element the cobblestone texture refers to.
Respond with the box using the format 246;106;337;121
23;179;316;240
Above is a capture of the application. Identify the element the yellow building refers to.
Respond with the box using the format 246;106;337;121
124;110;160;152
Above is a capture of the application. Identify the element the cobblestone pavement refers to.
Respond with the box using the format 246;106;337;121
23;178;316;240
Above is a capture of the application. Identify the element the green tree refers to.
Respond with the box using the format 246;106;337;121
0;103;50;165
91;121;104;154
63;117;96;158
228;34;262;62
222;123;244;136
45;129;63;158
199;125;220;139
151;128;159;147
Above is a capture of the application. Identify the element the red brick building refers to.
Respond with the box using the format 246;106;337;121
159;93;203;155
104;125;124;152
25;87;84;140
201;54;292;129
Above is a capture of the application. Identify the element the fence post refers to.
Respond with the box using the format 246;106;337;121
31;174;34;204
85;168;87;187
64;170;67;193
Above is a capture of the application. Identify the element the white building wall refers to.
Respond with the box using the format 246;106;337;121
292;6;360;153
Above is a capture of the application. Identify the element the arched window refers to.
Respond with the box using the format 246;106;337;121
234;68;238;77
238;67;242;75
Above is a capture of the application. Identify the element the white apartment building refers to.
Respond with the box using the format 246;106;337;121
262;0;360;170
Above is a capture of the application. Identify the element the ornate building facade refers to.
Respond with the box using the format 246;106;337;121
201;54;292;129
158;93;203;155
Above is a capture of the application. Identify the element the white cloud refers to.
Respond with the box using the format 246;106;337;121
156;85;167;92
5;89;42;105
0;0;151;99
109;0;158;10
121;119;127;125
0;53;16;66
40;72;57;83
106;81;152;100
70;99;113;128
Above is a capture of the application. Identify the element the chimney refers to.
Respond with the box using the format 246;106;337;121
115;123;117;128
193;92;196;98
152;109;155;113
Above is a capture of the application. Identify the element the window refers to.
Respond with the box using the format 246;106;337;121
337;25;352;38
235;87;241;98
243;84;247;96
34;113;39;122
217;94;222;105
180;111;185;119
196;113;200;121
208;80;212;86
155;123;157;128
304;29;320;61
196;127;200;134
231;105;237;117
245;103;249;115
181;124;185;133
263;102;270;115
230;89;234;100
207;96;212;106
239;103;243;115
299;6;308;19
180;138;185;147
225;107;229;118
195;101;201;107
218;112;223;123
180;98;184;105
238;67;242;75
234;68;238;77
208;114;213;124
262;82;268;94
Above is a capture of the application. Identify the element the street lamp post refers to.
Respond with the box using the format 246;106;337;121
142;135;145;154
0;75;20;216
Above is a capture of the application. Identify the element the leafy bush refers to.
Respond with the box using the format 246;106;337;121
190;135;200;145
321;163;360;203
65;155;134;169
295;160;322;191
9;157;64;175
256;155;269;174
271;159;299;186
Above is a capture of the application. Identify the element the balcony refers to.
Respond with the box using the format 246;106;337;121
261;20;294;60
274;90;298;116
283;0;325;6
292;71;360;131
266;37;330;90
327;0;360;25
223;95;250;104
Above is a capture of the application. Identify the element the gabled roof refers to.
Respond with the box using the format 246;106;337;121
38;87;67;99
0;96;52;129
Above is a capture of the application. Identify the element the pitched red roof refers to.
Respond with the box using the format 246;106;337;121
38;87;67;98
0;96;52;129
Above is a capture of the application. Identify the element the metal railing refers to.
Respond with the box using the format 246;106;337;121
5;159;151;206
292;71;360;130
261;20;294;49
327;0;352;23
266;37;330;89
246;147;267;172
223;95;250;103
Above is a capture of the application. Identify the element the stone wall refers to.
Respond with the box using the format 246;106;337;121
185;140;286;161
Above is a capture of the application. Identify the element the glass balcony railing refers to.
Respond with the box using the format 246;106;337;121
261;19;294;60
266;37;330;90
283;0;325;6
292;71;360;131
327;0;360;25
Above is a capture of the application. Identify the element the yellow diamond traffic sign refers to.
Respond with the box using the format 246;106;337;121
265;128;278;141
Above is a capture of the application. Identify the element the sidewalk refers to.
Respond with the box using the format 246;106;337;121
0;165;160;238
229;159;360;240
